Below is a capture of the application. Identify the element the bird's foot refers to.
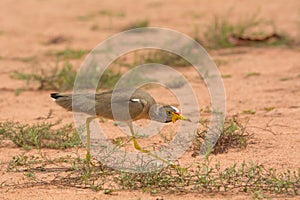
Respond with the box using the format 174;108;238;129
132;137;183;169
132;137;149;153
85;152;95;167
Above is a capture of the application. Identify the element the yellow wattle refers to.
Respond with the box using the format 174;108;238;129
172;114;179;123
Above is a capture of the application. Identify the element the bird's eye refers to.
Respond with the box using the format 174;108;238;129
166;111;172;115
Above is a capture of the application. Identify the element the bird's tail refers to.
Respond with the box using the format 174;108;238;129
50;93;73;111
51;93;63;99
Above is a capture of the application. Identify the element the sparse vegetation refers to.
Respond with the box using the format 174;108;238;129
78;9;125;21
243;109;256;115
194;116;252;155
213;58;229;66
1;1;300;199
0;120;81;149
11;48;192;92
78;9;126;30
264;107;275;112
98;69;122;89
246;72;261;77
11;62;122;91
0;117;298;197
11;62;77;91
203;15;291;49
54;49;88;60
142;50;190;67
118;49;191;68
1;152;298;196
221;74;232;79
122;19;149;31
98;9;125;17
280;77;293;81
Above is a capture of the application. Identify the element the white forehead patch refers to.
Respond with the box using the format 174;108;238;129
170;106;179;113
130;98;141;103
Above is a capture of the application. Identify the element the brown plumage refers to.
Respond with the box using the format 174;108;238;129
51;89;156;122
51;88;190;164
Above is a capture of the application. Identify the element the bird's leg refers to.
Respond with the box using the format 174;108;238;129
128;122;148;153
127;122;177;166
86;116;97;164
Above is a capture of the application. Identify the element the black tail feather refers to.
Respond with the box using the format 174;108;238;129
50;93;63;100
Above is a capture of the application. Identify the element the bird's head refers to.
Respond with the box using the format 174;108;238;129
149;105;191;123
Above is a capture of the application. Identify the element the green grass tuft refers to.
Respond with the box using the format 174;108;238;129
11;62;122;91
78;10;125;21
55;49;87;60
203;15;291;49
194;116;252;155
118;49;191;68
11;62;77;91
0;120;81;149
246;72;261;77
222;74;232;79
243;109;256;115
122;19;149;31
98;69;122;89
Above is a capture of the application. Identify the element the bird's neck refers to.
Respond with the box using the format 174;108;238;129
148;104;166;123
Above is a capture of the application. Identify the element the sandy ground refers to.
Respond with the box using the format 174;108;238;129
0;0;300;199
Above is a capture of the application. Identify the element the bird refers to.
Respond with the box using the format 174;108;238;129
50;88;191;165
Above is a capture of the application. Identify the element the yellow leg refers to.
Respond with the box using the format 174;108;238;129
128;122;147;152
128;122;178;167
86;116;97;164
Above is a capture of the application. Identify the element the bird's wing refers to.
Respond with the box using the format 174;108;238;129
52;89;154;121
94;91;147;121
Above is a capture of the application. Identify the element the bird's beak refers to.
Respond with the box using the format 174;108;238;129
172;112;192;123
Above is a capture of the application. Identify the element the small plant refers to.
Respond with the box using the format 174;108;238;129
118;49;191;68
98;9;125;17
122;19;149;31
243;109;256;115
98;69;122;89
11;62;122;91
203;15;290;48
11;62;77;91
221;74;232;79
78;10;125;30
246;72;261;77
78;10;125;21
54;49;87;60
194;116;251;155
264;107;275;112
143;50;190;67
280;77;293;81
0;120;81;149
